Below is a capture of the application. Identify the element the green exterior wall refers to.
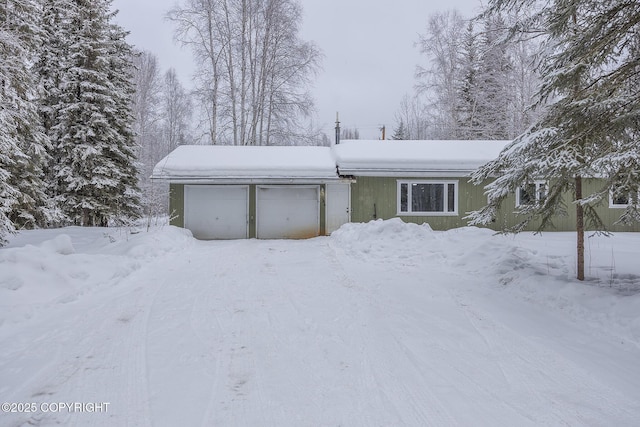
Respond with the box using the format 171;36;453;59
249;185;257;238
169;183;184;228
170;179;639;235
350;176;640;232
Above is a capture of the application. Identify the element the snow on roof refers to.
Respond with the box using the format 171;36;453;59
152;140;511;181
333;139;510;176
152;145;338;181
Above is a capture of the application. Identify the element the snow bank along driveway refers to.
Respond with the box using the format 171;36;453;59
1;221;640;426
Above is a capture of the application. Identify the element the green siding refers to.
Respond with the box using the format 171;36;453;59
169;183;184;228
171;179;639;234
350;177;485;231
493;178;640;232
350;177;640;232
249;185;257;238
320;184;326;236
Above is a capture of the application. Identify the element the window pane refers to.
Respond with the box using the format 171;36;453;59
537;182;547;201
447;184;455;212
519;184;535;205
613;193;629;205
412;183;443;212
400;183;408;212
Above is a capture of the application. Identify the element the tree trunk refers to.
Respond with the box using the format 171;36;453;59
572;11;585;282
576;176;585;281
206;3;218;144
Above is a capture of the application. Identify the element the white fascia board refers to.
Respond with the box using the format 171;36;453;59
151;176;348;185
338;169;474;178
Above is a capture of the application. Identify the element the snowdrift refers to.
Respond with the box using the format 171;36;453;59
332;219;640;343
0;226;193;328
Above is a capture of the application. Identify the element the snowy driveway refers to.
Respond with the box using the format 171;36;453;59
1;221;640;426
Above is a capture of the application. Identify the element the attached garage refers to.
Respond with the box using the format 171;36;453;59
152;145;349;240
184;185;248;239
257;186;319;239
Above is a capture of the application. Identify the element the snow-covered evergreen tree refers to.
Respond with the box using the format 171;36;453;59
1;0;56;239
105;15;141;222
392;120;409;140
0;102;19;244
1;1;27;243
475;14;513;139
456;22;481;139
412;9;539;140
36;0;71;204
54;0;140;226
468;0;640;280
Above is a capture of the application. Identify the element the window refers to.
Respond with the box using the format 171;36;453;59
516;181;547;207
609;188;634;208
610;193;630;208
398;180;458;215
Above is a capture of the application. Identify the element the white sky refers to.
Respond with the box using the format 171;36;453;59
111;0;482;140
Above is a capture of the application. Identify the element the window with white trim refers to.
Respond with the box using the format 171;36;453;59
609;187;634;208
398;180;458;215
610;193;630;208
516;181;547;207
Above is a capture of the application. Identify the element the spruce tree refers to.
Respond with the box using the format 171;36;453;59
0;108;19;244
37;0;72;224
468;0;640;280
475;14;513;139
54;0;140;226
456;22;481;139
392;120;408;140
1;0;54;239
1;1;26;242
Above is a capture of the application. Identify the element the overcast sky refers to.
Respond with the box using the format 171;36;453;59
112;0;482;140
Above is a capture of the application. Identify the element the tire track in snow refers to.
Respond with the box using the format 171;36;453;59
143;242;229;427
323;241;458;426
0;261;174;426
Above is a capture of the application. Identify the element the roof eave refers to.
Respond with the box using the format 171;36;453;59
150;175;345;184
337;168;476;178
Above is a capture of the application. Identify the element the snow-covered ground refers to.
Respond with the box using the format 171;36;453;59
1;220;639;426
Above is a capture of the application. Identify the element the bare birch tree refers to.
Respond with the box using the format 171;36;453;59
163;68;192;152
131;53;193;220
132;51;163;164
394;94;431;139
168;0;321;145
131;50;165;220
415;10;466;139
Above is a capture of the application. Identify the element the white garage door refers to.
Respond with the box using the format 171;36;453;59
184;185;248;239
257;186;319;239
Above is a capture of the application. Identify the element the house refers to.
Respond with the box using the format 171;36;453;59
332;139;508;231
152;140;640;239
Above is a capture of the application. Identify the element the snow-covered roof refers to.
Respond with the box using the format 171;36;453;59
333;139;510;176
152;145;339;182
152;140;511;182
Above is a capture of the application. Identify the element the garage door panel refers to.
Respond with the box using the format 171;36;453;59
184;185;248;240
257;187;319;239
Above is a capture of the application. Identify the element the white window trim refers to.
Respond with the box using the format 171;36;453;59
396;180;459;216
609;190;635;209
515;180;547;207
